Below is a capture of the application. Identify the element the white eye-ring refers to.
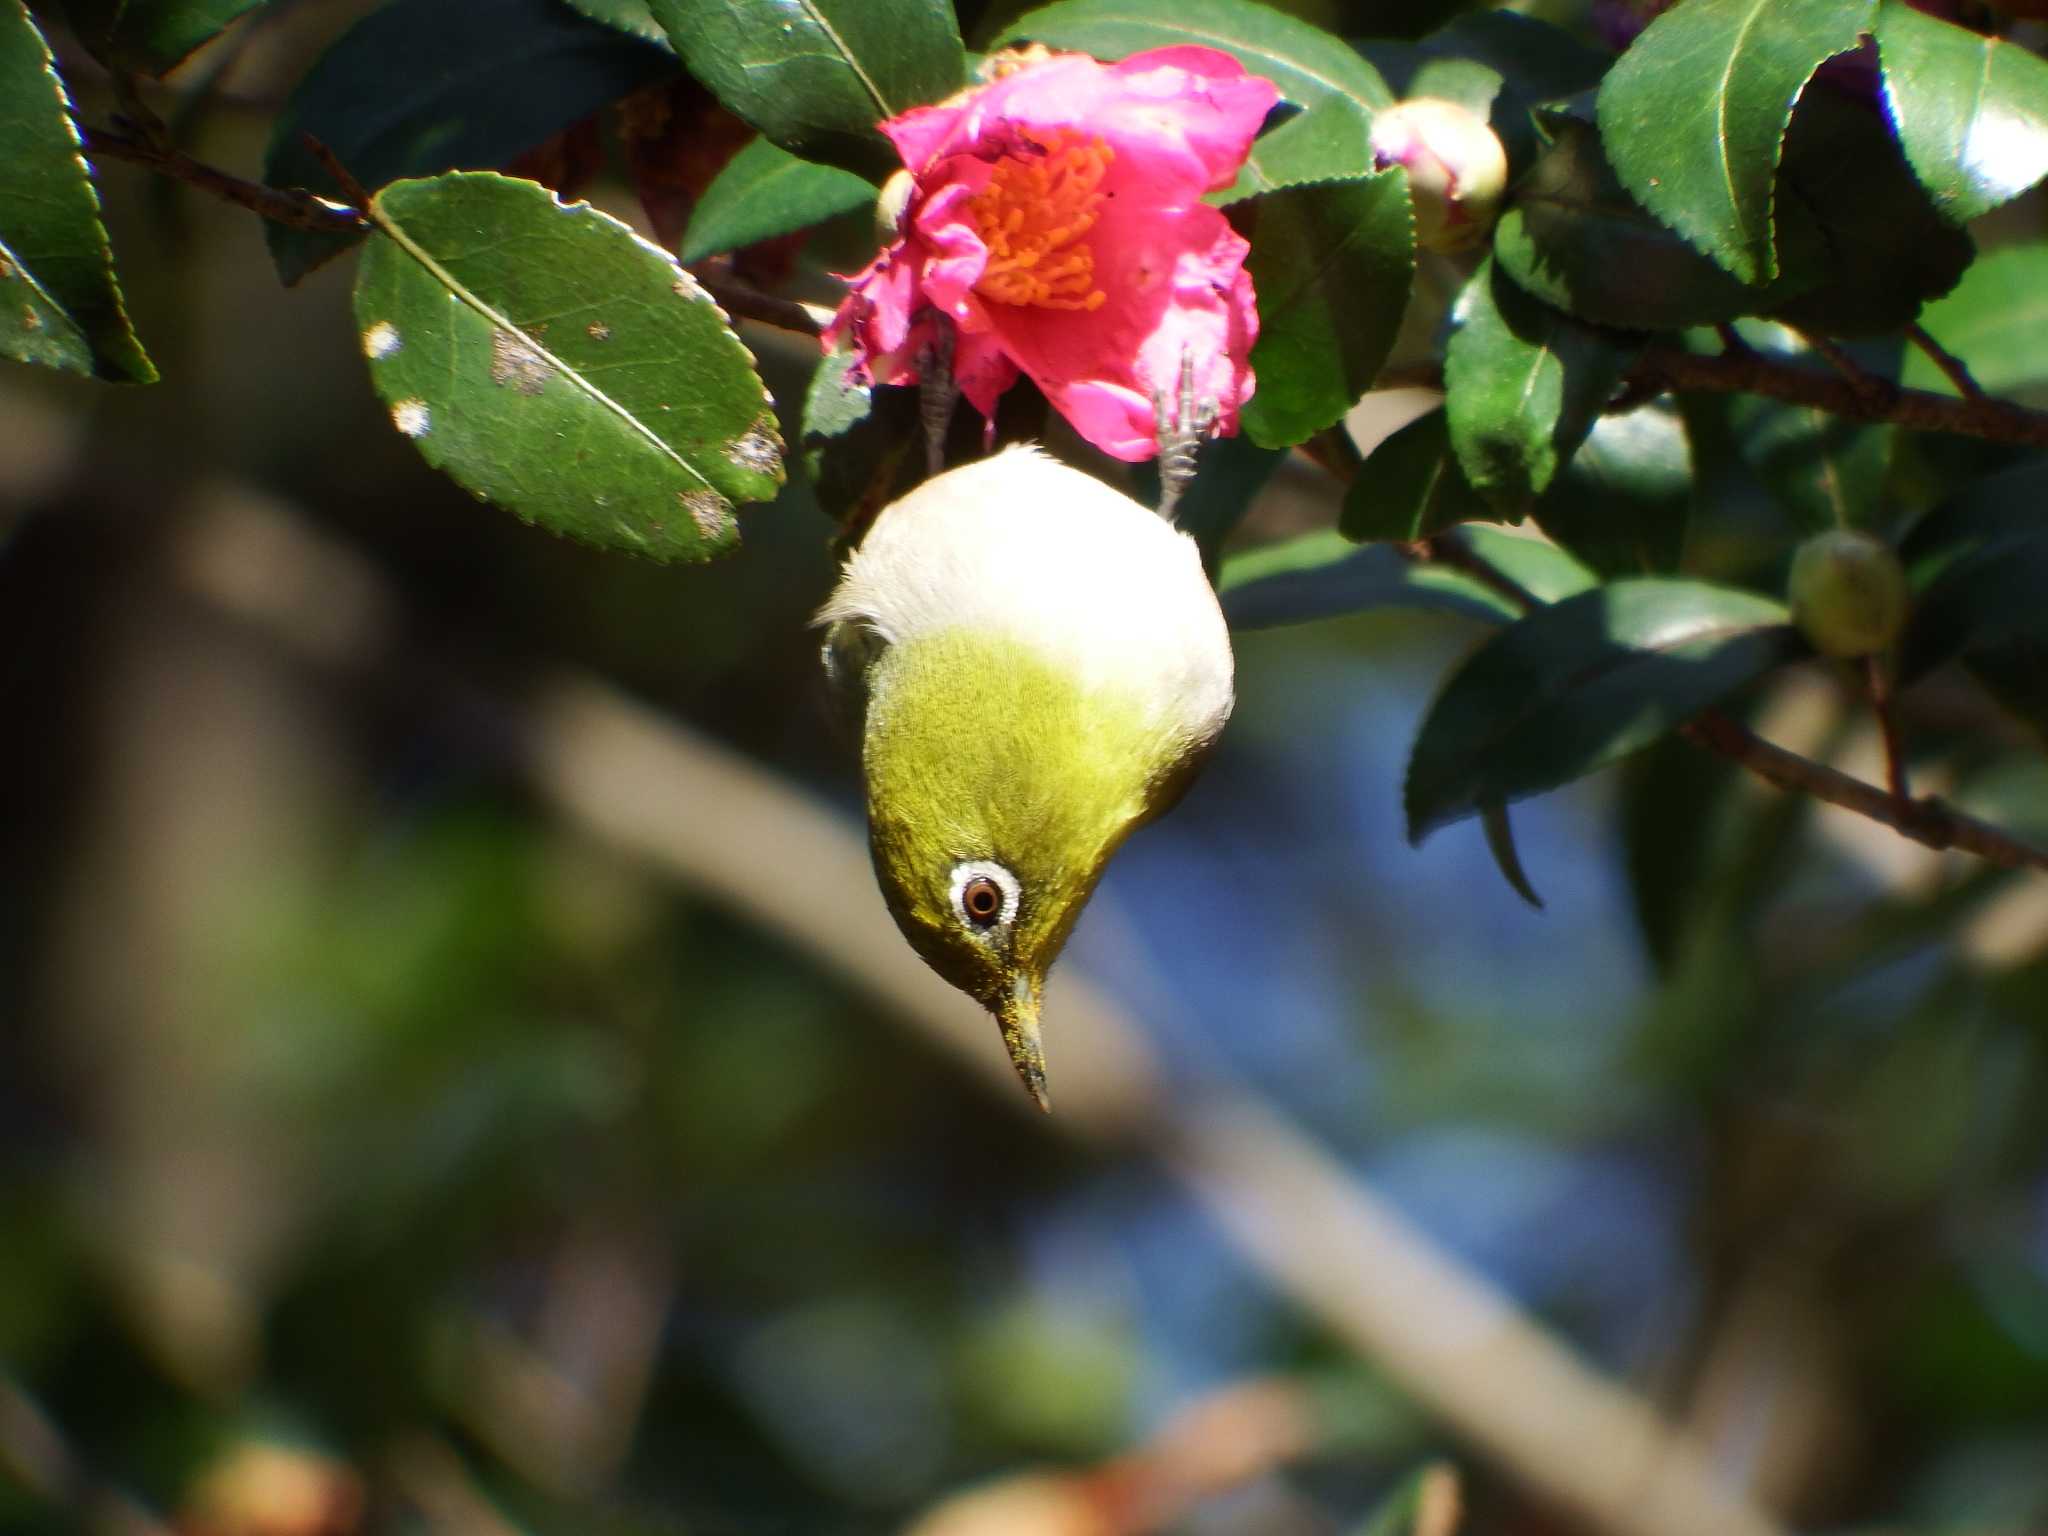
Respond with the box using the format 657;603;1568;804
949;859;1020;935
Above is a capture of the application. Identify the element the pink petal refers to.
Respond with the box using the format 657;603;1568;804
908;162;995;318
977;197;1258;459
883;100;970;173
1103;55;1280;191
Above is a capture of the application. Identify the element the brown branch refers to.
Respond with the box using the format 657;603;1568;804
78;124;835;340
1298;440;2048;874
1685;712;2048;872
1377;344;2048;445
1865;655;1911;805
1627;344;2048;446
1795;330;1895;412
1907;321;1987;402
696;276;830;337
80;124;365;235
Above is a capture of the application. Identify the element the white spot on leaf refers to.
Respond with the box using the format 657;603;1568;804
727;418;781;476
362;320;402;360
490;328;553;394
681;489;733;541
392;399;431;437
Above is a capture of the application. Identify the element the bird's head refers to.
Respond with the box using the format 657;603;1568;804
861;629;1193;1110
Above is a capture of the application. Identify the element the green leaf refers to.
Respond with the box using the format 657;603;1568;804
680;138;875;265
1340;407;1493;542
802;347;921;529
60;0;267;75
1898;459;2048;680
558;0;669;47
1495;114;1816;331
1217;532;1521;629
1765;88;1973;338
1240;169;1414;449
1405;579;1801;838
1533;402;1691;576
1217;94;1376;205
1876;0;2048;224
1461;524;1599;603
1727;326;1894;531
0;0;153;380
650;0;964;180
354;172;784;563
1442;258;1634;516
1363;11;1608;114
1596;0;1874;284
1000;0;1392;111
1481;801;1544;908
1904;243;2048;403
263;0;672;285
1219;521;1597;631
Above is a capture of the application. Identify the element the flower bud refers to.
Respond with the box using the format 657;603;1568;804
875;168;916;241
1369;98;1508;254
1788;530;1910;658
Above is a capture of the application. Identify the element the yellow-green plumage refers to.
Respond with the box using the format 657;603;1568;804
819;445;1234;1108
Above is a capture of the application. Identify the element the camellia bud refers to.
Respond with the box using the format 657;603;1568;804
1369;97;1509;254
1788;529;1910;658
875;168;916;241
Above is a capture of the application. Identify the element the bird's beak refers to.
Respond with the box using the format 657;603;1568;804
996;973;1051;1113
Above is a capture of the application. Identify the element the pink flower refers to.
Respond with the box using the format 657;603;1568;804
825;47;1279;462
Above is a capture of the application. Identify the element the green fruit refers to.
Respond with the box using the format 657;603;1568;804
1788;530;1910;658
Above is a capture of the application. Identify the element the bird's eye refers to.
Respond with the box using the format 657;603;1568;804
962;876;1003;925
948;859;1019;935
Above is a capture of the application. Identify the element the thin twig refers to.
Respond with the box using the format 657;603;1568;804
1865;656;1911;805
696;276;830;337
1388;347;2048;447
1627;344;2048;446
1794;330;1896;412
1907;322;1987;402
1685;711;2048;871
1402;532;1540;611
80;125;365;235
301;131;372;211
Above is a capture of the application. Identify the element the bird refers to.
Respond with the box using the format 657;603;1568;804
817;444;1234;1110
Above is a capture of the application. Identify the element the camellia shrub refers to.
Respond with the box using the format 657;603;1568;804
8;0;2048;899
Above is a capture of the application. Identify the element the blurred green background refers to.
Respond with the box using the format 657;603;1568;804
5;3;2048;1534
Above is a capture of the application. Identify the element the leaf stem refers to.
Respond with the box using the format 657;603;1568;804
1906;321;1986;402
80;123;366;235
1864;655;1911;806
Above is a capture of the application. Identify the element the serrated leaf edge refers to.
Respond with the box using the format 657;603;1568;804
365;173;783;501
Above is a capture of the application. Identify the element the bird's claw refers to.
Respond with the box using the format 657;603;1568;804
1153;350;1218;523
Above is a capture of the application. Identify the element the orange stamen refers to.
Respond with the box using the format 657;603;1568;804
965;131;1113;312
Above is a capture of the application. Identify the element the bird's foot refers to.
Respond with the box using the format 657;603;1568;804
918;313;957;479
1153;350;1218;522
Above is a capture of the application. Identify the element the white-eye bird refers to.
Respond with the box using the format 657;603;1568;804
817;444;1234;1110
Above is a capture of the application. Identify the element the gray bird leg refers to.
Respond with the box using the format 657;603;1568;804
1153;349;1218;523
919;313;957;479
